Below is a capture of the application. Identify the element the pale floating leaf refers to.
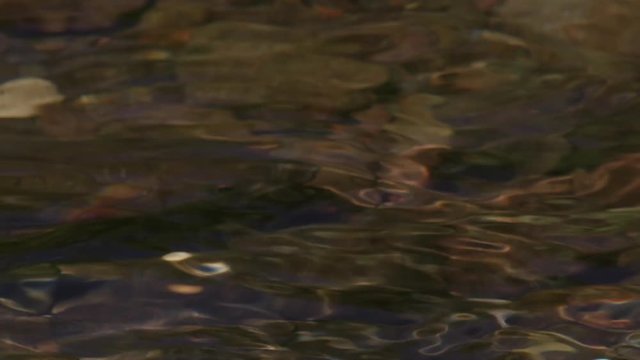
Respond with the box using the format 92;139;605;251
0;77;64;118
162;251;193;262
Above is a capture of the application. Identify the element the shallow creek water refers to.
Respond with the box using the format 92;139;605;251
1;0;640;359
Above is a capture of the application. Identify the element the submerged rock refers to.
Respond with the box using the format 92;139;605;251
177;22;389;110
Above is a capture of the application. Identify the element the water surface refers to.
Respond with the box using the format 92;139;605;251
0;0;640;359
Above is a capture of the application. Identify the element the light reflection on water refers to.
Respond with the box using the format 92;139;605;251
0;0;640;359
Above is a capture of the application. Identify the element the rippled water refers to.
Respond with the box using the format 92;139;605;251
1;0;640;358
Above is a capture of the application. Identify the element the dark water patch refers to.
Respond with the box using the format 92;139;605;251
0;0;157;38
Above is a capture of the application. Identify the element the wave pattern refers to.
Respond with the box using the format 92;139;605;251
0;0;640;358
